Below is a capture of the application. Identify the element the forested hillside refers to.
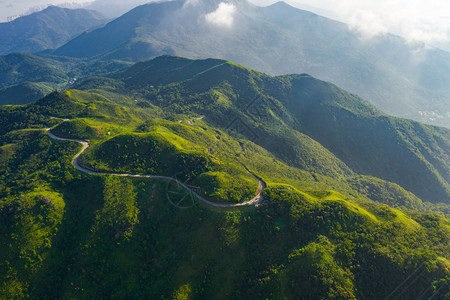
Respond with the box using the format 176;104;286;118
1;56;449;298
0;53;131;105
105;56;450;204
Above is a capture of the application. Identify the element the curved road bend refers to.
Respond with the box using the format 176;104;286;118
45;128;265;208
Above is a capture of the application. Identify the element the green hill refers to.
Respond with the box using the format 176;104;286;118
0;56;449;299
102;56;449;204
0;6;108;55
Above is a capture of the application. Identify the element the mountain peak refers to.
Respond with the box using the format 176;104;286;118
269;1;291;7
41;5;62;11
0;6;107;55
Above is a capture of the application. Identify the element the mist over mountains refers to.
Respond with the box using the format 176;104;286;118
51;0;450;128
84;0;151;18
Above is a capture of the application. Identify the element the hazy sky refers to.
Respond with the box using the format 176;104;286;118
0;1;93;20
282;0;450;46
2;0;450;49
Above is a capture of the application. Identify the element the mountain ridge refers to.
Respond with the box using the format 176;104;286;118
0;6;108;55
73;55;450;204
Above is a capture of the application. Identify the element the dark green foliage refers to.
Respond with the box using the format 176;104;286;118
2;174;447;299
347;175;426;211
0;130;79;196
0;53;70;89
108;56;449;204
261;185;449;299
0;53;132;105
284;236;356;299
0;82;53;106
0;128;81;297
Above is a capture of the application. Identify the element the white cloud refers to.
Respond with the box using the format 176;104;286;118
330;0;450;44
183;0;200;7
205;2;237;28
251;0;450;49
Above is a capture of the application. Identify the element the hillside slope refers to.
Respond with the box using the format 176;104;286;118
101;56;449;204
0;53;71;89
0;77;449;299
0;53;132;105
0;82;53;106
0;6;107;55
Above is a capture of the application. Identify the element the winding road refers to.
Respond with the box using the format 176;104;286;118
46;127;265;208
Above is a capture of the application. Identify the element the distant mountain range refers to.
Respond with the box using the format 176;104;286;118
51;0;450;128
0;6;108;55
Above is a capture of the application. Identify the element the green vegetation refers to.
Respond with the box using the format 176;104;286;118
0;82;53;106
0;53;132;105
80;132;219;175
0;56;449;299
102;56;449;204
0;53;70;89
347;175;426;211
